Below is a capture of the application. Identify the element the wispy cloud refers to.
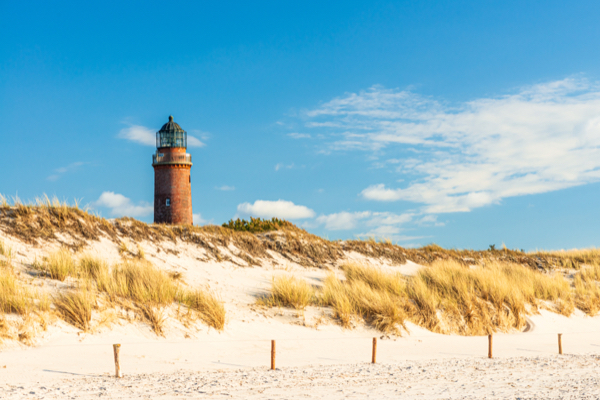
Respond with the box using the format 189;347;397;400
47;162;85;181
313;210;416;242
316;211;372;230
288;132;311;139
193;213;206;225
237;200;315;219
93;191;153;217
275;163;294;171
304;77;600;213
216;185;235;191
118;124;205;147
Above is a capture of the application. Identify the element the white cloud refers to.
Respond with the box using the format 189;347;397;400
361;184;403;201
304;78;600;213
193;213;206;225
118;125;156;146
316;211;372;230
216;185;235;191
46;162;85;182
187;136;206;147
275;163;294;171
93;191;153;217
315;210;414;240
118;124;205;147
288;132;311;139
417;214;445;227
237;200;315;219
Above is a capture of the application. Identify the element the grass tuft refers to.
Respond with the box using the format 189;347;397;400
138;304;166;336
259;275;315;310
179;289;226;330
0;269;35;315
34;248;76;281
54;289;95;331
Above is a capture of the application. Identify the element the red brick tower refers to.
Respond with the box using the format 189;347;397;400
153;116;193;225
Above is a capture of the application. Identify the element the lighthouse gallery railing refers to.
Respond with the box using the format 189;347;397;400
152;153;192;165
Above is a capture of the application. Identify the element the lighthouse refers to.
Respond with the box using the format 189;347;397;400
152;116;193;225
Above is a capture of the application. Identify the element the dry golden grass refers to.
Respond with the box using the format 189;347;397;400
573;264;600;315
138;304;166;336
341;263;405;296
320;273;408;333
54;289;95;331
260;262;576;335
74;256;226;333
259;275;315;310
105;261;179;305
532;248;600;270
319;275;355;327
77;254;109;280
135;243;146;259
409;260;572;334
179;289;226;330
34;248;76;281
0;245;12;270
0;269;35;315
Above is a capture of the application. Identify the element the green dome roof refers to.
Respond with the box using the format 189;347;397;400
158;115;186;134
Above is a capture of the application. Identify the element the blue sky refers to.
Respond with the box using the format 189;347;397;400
3;1;600;250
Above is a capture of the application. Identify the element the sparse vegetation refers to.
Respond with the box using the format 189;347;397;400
259;262;581;335
63;255;226;334
0;269;35;315
33;248;76;281
259;275;315;310
54;289;95;331
321;273;408;333
179;289;226;330
0;240;13;268
8;197;600;340
77;254;109;281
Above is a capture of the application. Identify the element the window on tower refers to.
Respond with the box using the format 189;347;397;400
166;198;170;207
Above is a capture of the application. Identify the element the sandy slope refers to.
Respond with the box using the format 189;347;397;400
2;233;600;398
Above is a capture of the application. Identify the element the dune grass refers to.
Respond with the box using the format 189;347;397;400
259;261;579;335
258;275;315;310
179;289;226;330
34;248;77;281
0;269;36;315
100;261;180;305
77;254;109;281
408;260;572;334
321;273;408;333
0;240;13;268
59;255;227;333
54;289;95;331
573;264;600;315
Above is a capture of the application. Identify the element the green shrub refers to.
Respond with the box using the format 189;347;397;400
222;217;293;233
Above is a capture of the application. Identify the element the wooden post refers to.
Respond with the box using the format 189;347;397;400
271;340;276;370
372;337;377;364
488;334;493;359
558;333;563;355
113;344;122;378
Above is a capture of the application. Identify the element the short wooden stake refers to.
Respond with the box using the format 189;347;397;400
113;344;122;378
558;333;563;355
488;334;493;359
271;340;276;370
372;337;377;364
